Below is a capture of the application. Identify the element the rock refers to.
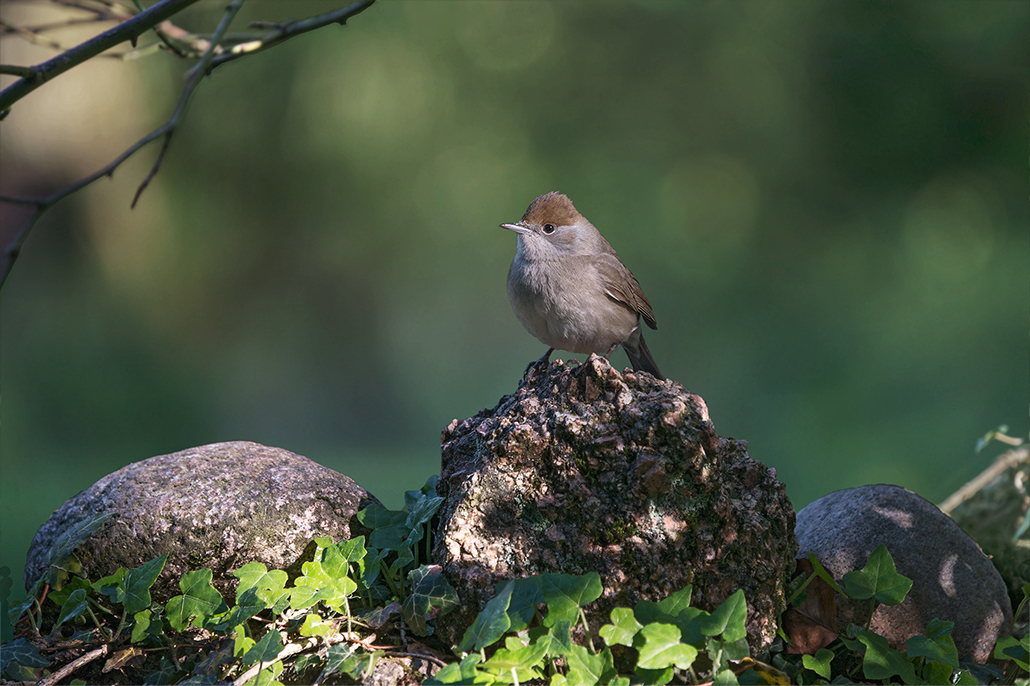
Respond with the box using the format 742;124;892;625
25;441;380;601
941;446;1030;616
795;484;1013;663
433;355;797;652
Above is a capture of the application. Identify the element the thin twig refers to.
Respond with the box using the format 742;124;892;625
0;0;202;113
130;0;245;207
37;644;109;686
185;0;375;79
231;638;314;686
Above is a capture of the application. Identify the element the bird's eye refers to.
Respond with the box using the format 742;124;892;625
543;223;556;234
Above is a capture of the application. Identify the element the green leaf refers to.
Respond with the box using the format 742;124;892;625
165;568;226;631
699;589;747;642
0;638;49;672
406;494;445;530
219;586;267;630
634;587;707;646
993;634;1029;670
131;610;152;643
253;660;283;686
841;544;912;605
93;567;126;593
112;553;168;615
633;665;674;685
600;607;643;647
425;653;485;685
506;576;545;632
905;618;959;669
458;581;514;652
55;588;89;627
40;513;115;588
322;538;366;579
48;577;93;607
528;621;572;658
234;562;288;599
357;504;410;550
299;612;333;638
802;647;834;680
234;632;256;658
923;659;954;685
805;553;845;595
242;628;283;665
541;572;603;627
854;628;919;682
402;564;459;636
565;644;615;685
635;622;698;670
712;668;739;684
481;635;548;681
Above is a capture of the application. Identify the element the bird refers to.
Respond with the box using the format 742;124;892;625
501;191;662;378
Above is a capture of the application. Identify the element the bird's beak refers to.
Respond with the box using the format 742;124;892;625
500;222;530;234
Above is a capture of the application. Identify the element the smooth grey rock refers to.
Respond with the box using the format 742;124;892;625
25;441;380;601
795;484;1012;663
434;355;797;652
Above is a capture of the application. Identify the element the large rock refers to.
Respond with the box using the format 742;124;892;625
434;355;797;652
795;484;1013;663
25;441;380;601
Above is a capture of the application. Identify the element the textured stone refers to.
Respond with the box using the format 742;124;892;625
942;446;1030;615
795;484;1013;663
25;441;380;601
434;355;797;652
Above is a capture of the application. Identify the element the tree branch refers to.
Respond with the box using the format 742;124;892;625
186;0;375;79
0;0;202;115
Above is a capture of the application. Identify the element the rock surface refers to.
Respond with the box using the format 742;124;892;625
434;355;797;652
795;484;1013;663
942;446;1030;616
25;441;380;601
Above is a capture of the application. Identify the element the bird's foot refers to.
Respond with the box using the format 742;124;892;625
522;348;554;380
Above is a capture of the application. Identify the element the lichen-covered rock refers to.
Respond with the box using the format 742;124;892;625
433;355;797;652
25;441;380;601
795;484;1013;663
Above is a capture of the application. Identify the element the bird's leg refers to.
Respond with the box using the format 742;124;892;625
603;342;621;359
523;347;554;379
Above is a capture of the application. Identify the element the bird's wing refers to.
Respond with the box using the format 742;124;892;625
595;252;657;329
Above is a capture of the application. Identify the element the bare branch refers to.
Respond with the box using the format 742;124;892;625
0;0;378;289
0;0;202;114
187;0;375;79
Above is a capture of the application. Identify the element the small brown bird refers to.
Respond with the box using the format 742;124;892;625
501;192;662;378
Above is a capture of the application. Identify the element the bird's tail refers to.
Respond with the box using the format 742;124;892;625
623;329;663;379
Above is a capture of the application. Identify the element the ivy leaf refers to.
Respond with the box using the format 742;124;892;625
566;644;615;685
357;504;410;550
600;607;643;647
242;628;283;665
165;568;226;631
541;572;603;627
0;638;49;673
406;493;444;531
699;589;747;642
402;564;459;636
93;567;126;594
322;538;366;579
993;635;1029;671
39;513;114;588
234;562;288;599
55;588;89;627
299;612;333;638
802;647;834;680
48;577;93;607
805;553;845;595
905;618;959;669
130;610;152;643
480;636;548;682
219;586;266;630
506;576;544;632
854;628;919;682
842;544;912;605
634;665;674;686
528;621;572;658
425;653;483;685
635;622;698;670
457;580;513;652
111;553;168;615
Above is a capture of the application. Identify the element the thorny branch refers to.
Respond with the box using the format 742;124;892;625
0;0;376;290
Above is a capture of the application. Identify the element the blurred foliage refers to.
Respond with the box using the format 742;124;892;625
0;0;1027;642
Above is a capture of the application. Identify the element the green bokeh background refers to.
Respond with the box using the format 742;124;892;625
1;0;1027;639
